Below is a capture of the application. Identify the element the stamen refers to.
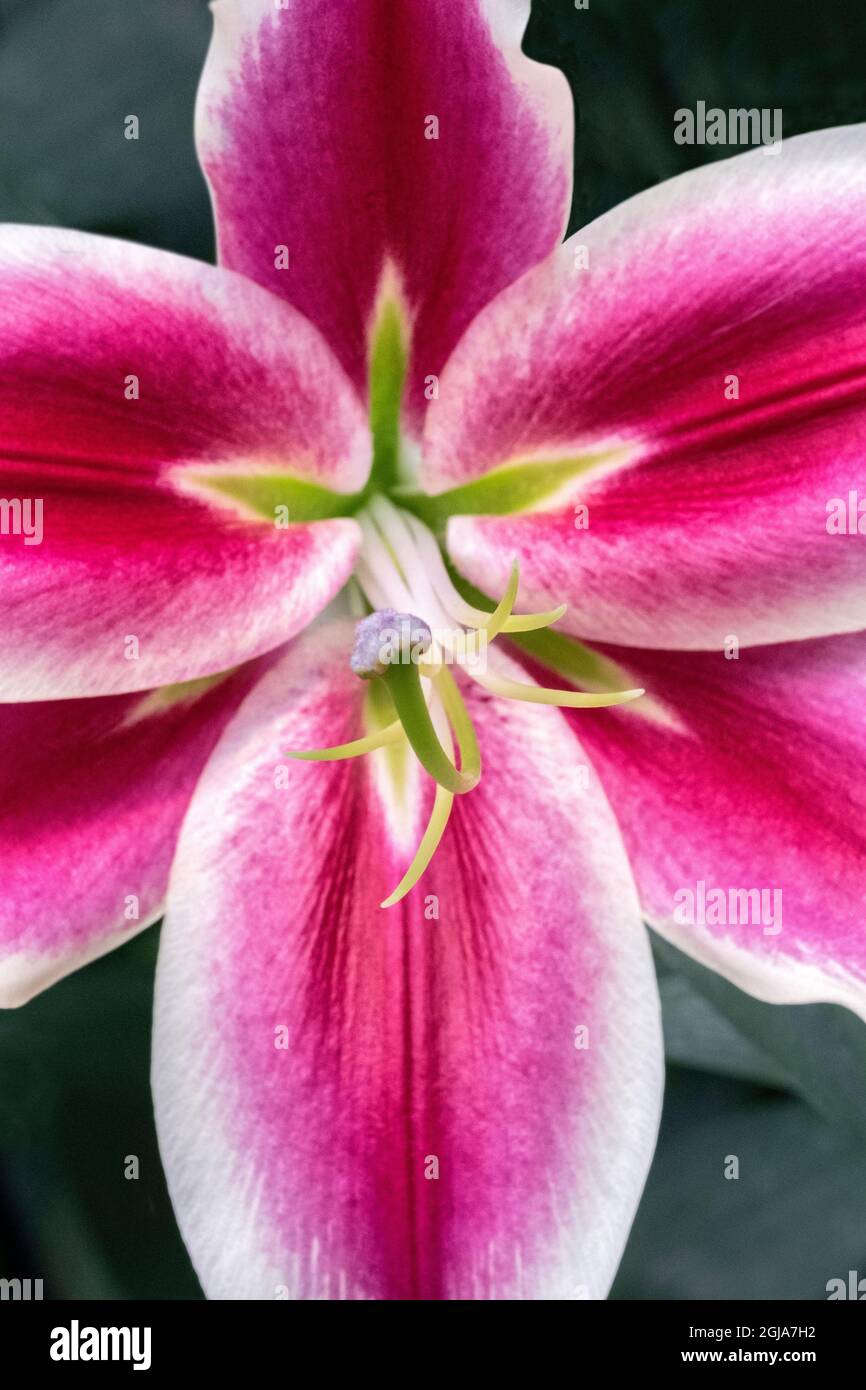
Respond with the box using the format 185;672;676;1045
401;509;566;632
497;604;569;633
482;561;519;639
380;690;456;908
467;668;645;708
381;782;454;908
431;665;481;784
285;720;404;763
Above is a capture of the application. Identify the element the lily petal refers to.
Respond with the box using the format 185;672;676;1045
0;661;267;1007
425;125;866;649
0;225;368;699
153;625;662;1300
196;0;573;419
548;631;866;1022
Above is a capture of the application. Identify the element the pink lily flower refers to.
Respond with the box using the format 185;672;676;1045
2;0;865;1301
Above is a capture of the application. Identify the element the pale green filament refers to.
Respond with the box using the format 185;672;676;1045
285;719;404;762
380;694;457;908
481;562;519;639
498;605;568;632
380;781;454;909
469;670;645;708
430;665;481;785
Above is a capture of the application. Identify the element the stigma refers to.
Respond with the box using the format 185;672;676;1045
349;609;432;678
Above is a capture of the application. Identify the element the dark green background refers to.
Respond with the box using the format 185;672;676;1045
1;0;865;1300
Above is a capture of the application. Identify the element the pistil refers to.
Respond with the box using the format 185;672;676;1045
286;495;645;907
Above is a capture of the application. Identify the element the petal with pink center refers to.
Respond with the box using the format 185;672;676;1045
425;125;866;649
542;630;866;1021
153;627;662;1300
0;660;268;1007
196;0;573;419
0;225;369;699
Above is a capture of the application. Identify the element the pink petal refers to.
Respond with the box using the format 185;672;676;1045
548;631;866;1021
153;626;662;1300
426;125;866;649
0;661;267;1007
196;0;572;418
0;225;369;699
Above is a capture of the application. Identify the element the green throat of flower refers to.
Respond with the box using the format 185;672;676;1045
286;493;644;909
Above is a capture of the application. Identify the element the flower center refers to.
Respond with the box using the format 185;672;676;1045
287;494;645;908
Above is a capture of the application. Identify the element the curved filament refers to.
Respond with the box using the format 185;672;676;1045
285;719;404;762
469;670;645;708
432;665;481;786
380;782;454;909
402;511;566;633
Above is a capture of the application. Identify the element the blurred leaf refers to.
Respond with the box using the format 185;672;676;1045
654;935;866;1145
526;0;866;232
0;0;214;258
659;973;794;1091
614;1066;866;1299
0;929;203;1299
